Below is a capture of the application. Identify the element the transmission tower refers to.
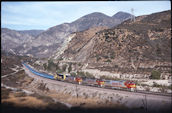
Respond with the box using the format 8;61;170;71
131;8;135;22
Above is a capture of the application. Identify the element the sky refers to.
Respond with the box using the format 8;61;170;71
1;1;171;30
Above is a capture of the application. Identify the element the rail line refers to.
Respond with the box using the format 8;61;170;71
23;63;171;97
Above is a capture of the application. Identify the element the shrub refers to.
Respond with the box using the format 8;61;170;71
62;64;67;72
152;82;161;87
103;55;109;59
57;57;63;61
105;59;111;62
70;72;77;76
100;75;121;80
76;71;95;79
145;87;150;91
85;72;95;79
150;70;161;79
68;63;72;73
55;62;60;70
47;59;56;71
43;63;47;70
159;86;167;93
78;63;82;66
110;52;115;59
96;56;101;62
56;69;63;73
77;71;85;77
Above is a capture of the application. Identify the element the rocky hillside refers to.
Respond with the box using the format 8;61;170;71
61;10;171;73
61;26;108;61
1;28;36;54
1;11;132;58
112;11;132;21
18;30;44;37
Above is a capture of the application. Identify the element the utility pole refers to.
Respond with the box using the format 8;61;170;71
76;84;78;98
142;94;148;112
145;94;147;112
131;8;135;22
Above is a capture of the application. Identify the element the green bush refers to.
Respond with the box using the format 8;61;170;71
43;63;47;70
96;56;101;62
56;69;63;73
105;59;111;62
150;70;161;79
153;82;161;87
62;64;67;72
78;63;82;66
70;72;77;76
68;63;72;73
76;71;95;79
57;57;63;61
47;59;56;72
167;85;172;89
77;71;85;77
85;72;95;79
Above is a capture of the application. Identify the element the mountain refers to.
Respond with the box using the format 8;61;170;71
18;30;44;37
60;10;171;73
1;11;133;58
1;28;36;55
112;11;133;21
70;12;121;31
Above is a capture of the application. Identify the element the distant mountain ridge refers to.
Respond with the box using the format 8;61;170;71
18;30;44;37
1;11;133;58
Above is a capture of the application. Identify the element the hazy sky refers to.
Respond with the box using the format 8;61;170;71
1;1;171;30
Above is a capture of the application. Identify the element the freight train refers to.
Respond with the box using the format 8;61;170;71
23;63;136;91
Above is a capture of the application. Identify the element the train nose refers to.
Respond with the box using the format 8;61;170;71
130;84;136;88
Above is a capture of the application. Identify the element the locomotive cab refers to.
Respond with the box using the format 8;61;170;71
96;79;105;87
56;73;66;81
125;81;136;91
75;77;82;84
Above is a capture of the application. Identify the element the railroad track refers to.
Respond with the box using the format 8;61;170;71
23;63;172;97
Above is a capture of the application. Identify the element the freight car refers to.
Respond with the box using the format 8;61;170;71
23;63;55;80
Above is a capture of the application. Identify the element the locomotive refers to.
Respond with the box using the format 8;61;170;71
54;73;82;84
104;80;136;91
55;72;136;91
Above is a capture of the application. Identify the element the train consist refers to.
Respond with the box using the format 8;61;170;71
23;63;136;91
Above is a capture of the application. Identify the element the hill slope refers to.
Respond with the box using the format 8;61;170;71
61;10;171;73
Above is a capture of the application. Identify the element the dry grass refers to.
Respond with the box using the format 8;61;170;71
47;91;127;109
1;87;11;99
2;93;49;109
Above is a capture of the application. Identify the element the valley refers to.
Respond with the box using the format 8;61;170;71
1;8;171;113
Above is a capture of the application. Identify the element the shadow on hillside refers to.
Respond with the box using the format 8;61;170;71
1;102;171;113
